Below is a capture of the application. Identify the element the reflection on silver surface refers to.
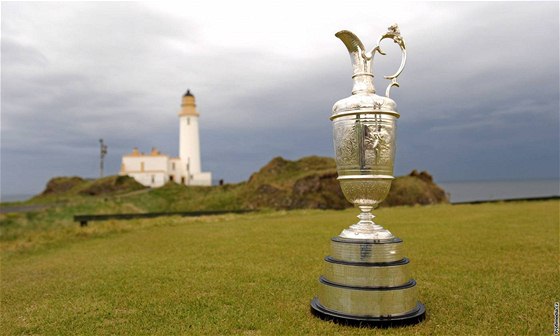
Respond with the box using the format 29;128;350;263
333;115;397;176
316;236;416;317
323;258;410;287
330;237;403;263
318;278;417;317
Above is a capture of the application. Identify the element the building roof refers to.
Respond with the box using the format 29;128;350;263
184;89;193;97
122;147;169;158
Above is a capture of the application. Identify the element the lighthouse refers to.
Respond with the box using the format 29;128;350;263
119;89;212;187
178;90;211;185
179;90;201;177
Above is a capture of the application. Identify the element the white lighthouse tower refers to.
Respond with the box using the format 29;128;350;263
178;90;212;186
119;89;212;187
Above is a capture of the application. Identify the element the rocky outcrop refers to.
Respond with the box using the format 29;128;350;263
243;156;448;210
290;171;350;209
41;177;85;195
78;176;145;196
383;170;449;207
39;175;145;197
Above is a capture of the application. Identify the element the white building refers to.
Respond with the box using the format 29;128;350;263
120;90;212;187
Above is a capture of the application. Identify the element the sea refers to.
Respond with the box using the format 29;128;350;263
438;179;560;203
0;194;35;203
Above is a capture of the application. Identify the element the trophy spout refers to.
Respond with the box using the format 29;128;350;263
334;31;372;77
335;30;375;94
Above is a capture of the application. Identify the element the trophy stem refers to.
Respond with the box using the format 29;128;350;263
339;205;394;240
356;206;384;230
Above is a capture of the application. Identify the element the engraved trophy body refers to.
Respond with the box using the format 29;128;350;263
311;25;426;327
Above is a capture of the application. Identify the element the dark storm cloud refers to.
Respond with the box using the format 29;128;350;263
1;2;558;196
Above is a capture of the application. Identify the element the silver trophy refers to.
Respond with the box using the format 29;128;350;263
311;24;426;327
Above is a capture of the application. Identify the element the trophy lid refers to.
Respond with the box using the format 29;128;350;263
331;25;406;120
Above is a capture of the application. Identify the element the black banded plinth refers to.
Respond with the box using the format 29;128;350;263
311;237;426;327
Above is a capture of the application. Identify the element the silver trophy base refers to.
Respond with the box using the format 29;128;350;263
311;236;426;327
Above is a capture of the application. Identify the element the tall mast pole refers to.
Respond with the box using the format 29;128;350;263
99;139;108;178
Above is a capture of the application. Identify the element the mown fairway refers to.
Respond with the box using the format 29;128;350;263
1;201;558;335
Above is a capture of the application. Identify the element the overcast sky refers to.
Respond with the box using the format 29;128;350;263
1;1;559;197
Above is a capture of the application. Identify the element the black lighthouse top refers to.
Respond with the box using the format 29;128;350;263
184;89;194;97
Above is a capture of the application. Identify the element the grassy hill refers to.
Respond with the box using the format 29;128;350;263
40;175;146;197
27;156;448;211
1;156;448;253
1;201;558;335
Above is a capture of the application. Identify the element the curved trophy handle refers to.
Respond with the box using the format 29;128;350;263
371;24;407;98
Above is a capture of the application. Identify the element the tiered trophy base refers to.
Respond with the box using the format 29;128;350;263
311;236;426;327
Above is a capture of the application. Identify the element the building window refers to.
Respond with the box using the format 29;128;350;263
151;175;155;184
187;117;190;125
169;175;174;182
181;177;185;184
141;162;145;172
172;162;176;170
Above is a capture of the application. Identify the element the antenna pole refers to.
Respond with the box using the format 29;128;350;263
99;139;108;178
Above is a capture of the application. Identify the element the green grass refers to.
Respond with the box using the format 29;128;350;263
0;184;253;254
1;201;558;335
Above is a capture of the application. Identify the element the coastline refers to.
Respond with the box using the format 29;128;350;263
451;195;559;205
438;179;559;204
